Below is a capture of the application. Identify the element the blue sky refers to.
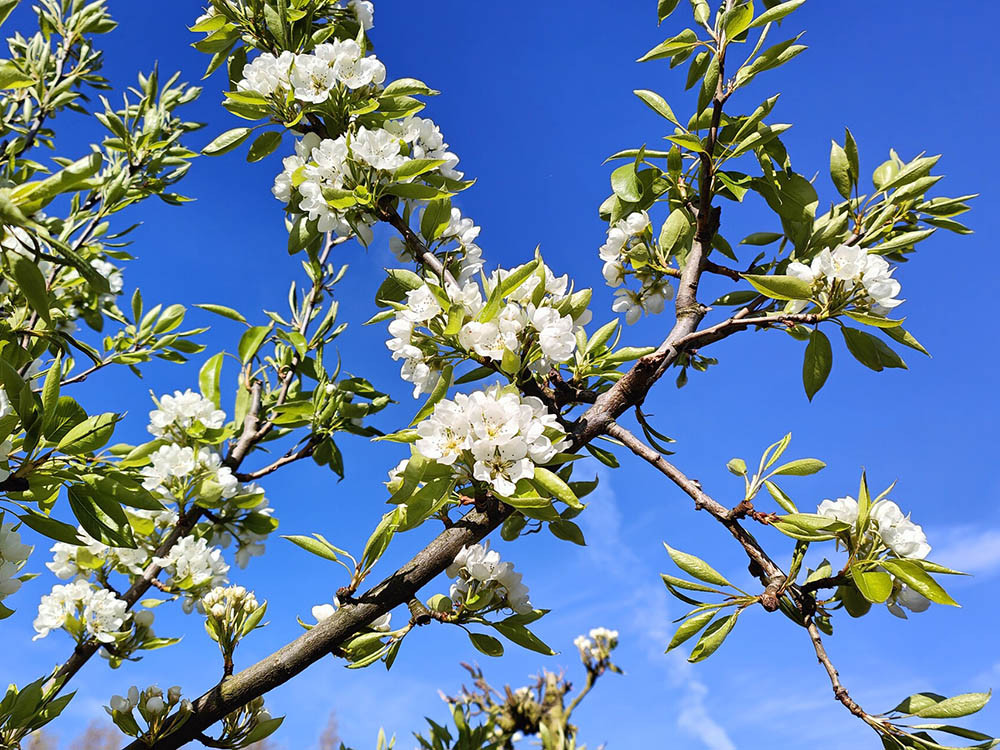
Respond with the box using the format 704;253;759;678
3;1;999;749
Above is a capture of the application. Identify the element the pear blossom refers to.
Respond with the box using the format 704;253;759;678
787;243;904;314
349;0;374;29
414;385;567;494
447;543;533;614
817;496;859;525
33;580;127;642
887;584;931;619
237;51;294;99
148;389;226;438
153;536;229;605
871;500;931;559
0;520;32;600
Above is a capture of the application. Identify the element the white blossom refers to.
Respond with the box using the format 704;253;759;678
0;520;31;599
237;51;294;99
871;500;930;559
148;389;226;438
787;243;903;315
816;496;859;525
153;536;229;600
349;0;374;29
33;580;126;643
887;584;931;619
446;543;532;614
414;385;567;496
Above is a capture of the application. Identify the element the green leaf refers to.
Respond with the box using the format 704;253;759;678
202;127;254;156
410;365;452;426
748;0;805;27
764;480;797;513
658;208;689;255
845;311;904;329
841;327;906;372
532;467;582;509
637;29;699;62
771;458;825;476
420;197;452;242
491;620;556;656
247;130;283;162
468;632;504;657
830;140;852;199
740;232;783;246
393;158;447;181
903;692;992;720
634;89;679;125
688;613;739;662
548;519;586;546
666;611;715;652
850;567;893;603
664;543;732;587
880;559;958;607
67;486;136;548
722;2;754;39
611;163;642;202
884;325;930;356
665;133;705;153
802;328;832;401
384;183;452;200
238;325;272;364
57;413;119;454
282;534;342;562
11;256;50;323
0;60;32;89
199;353;224;408
382;78;439;96
16;508;82;545
657;0;681;22
742;274;812;301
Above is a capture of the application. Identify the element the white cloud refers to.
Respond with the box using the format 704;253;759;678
579;477;737;750
932;526;1000;576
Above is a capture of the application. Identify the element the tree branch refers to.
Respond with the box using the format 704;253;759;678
125;497;514;750
604;421;786;608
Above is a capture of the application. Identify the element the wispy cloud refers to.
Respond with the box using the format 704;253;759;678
580;478;737;750
932;526;1000;576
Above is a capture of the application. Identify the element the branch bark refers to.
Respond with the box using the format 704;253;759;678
124;497;513;750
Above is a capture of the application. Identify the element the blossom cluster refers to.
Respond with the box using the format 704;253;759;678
148;388;226;438
0;519;32;603
239;35;384;104
817;496;932;616
46;513;171;581
273;116;463;245
414;385;569;496
447;543;532;615
788;243;903;315
573;626;619;665
153;536;230;611
598;211;675;325
107;684;192;741
33;580;128;643
386;262;586;397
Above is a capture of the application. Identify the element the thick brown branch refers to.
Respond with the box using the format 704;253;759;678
125;498;513;750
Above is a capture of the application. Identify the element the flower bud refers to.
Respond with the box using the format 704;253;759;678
134;610;154;628
110;695;130;712
168;686;182;703
146;696;166;715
